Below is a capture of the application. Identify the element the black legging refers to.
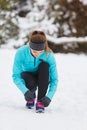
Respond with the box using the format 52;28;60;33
21;62;49;100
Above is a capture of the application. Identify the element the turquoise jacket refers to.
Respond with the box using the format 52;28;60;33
12;45;58;100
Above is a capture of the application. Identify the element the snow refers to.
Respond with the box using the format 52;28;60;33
80;0;87;5
0;49;87;130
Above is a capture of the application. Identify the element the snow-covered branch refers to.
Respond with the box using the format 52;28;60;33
47;35;87;44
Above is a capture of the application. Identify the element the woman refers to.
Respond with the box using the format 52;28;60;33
12;30;58;113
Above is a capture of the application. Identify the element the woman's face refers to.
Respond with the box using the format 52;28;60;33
31;49;44;58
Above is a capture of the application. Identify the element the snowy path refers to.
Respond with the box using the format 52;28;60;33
0;49;87;130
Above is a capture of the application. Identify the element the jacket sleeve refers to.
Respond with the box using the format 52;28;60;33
46;53;58;100
12;50;28;94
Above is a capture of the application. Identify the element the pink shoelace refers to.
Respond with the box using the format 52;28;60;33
27;101;33;104
37;102;44;108
27;99;35;104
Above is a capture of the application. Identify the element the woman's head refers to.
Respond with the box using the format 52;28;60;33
29;30;51;53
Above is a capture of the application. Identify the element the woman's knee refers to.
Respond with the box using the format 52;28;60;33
21;72;28;79
38;62;49;71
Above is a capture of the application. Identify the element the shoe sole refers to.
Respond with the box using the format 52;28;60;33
26;105;34;109
36;109;45;113
27;107;34;109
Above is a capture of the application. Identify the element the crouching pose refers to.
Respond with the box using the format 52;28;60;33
12;30;58;113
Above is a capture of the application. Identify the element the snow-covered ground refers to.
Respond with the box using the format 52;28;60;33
0;49;87;130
